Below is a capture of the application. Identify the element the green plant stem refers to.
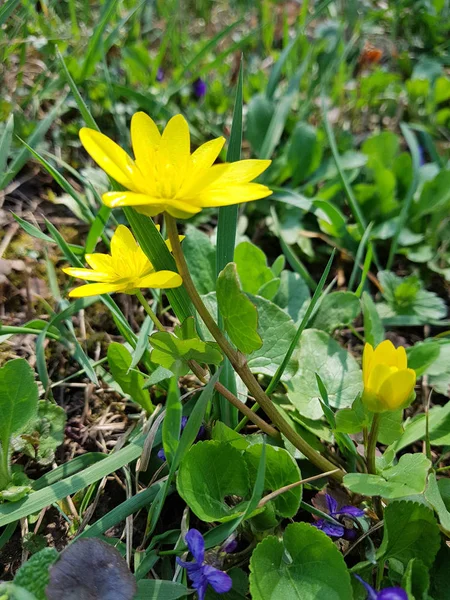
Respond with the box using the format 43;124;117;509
135;290;165;332
0;447;11;490
165;213;345;482
366;414;380;475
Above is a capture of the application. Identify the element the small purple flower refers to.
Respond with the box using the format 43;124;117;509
221;534;238;554
192;78;207;99
177;529;232;600
354;575;408;600
156;67;164;82
313;493;364;539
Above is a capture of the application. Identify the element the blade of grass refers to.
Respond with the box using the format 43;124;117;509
0;114;14;176
0;435;146;526
355;243;374;298
348;222;374;292
0;0;21;26
386;123;420;270
1;96;67;189
215;60;243;428
78;0;120;81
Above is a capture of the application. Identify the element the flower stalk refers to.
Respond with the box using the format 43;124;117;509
366;414;380;475
165;213;345;482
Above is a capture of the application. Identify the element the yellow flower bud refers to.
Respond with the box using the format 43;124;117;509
362;340;416;412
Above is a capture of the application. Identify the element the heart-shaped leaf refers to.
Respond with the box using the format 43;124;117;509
249;523;352;600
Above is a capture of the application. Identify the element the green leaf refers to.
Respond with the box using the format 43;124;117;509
183;225;216;295
0;0;21;26
234;242;276;296
413;169;450;219
0;583;37;600
13;548;59;600
286;329;362;419
12;401;66;466
246;94;274;156
310;292;361;333
287;122;323;185
216;263;262;354
424;472;450;532
377;500;440;567
150;317;223;376
162;378;181;467
0;359;39;465
361;292;384;347
406;341;441;377
429;543;450;600
391;398;450;452
344;454;431;499
107;343;153;414
12;213;54;244
378;271;447;322
249;523;352;600
273;270;310;322
142;366;174;389
177;440;250;522
402;559;430;600
245;444;301;518
135;580;188;600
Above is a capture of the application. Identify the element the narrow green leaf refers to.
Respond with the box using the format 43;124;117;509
0;114;14;176
216;263;262;354
0;436;146;526
85;205;112;254
162;377;182;466
0;0;21;26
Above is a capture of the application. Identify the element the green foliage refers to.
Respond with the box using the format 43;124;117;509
310;291;361;333
216;263;263;354
150;317;223;376
377;271;447;323
13;547;59;600
234;242;280;299
249;523;352;600
344;454;431;499
287;329;362;419
0;359;39;490
377;501;440;567
12;401;66;467
177;440;250;523
107;343;154;413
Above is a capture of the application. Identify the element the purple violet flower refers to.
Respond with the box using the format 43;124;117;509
192;78;207;99
156;67;164;82
355;575;408;600
177;529;232;600
221;534;238;554
313;493;364;539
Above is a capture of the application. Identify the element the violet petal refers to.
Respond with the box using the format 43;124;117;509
185;529;205;564
336;505;365;517
354;575;378;600
325;493;338;515
313;519;345;538
377;588;408;600
203;565;233;594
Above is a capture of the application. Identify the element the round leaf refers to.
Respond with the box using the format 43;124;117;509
249;523;352;600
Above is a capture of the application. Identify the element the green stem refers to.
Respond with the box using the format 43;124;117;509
366;414;380;475
165;213;345;482
0;446;11;490
135;290;165;333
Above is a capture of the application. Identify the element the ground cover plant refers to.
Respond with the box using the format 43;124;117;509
1;0;450;598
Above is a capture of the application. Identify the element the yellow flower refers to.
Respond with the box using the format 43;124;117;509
362;340;416;412
79;112;272;219
63;225;182;297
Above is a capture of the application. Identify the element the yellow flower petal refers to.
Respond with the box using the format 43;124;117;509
212;159;271;184
191;137;225;170
367;363;396;395
371;340;398;370
102;191;163;209
79;128;146;192
111;225;137;255
378;368;416;410
396;346;407;370
362;343;374;387
178;163;231;198
162;199;202;219
139;271;183;289
196;183;272;207
63;267;112;282
69;282;124;297
131;112;161;183
84;253;113;273
164;235;185;253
